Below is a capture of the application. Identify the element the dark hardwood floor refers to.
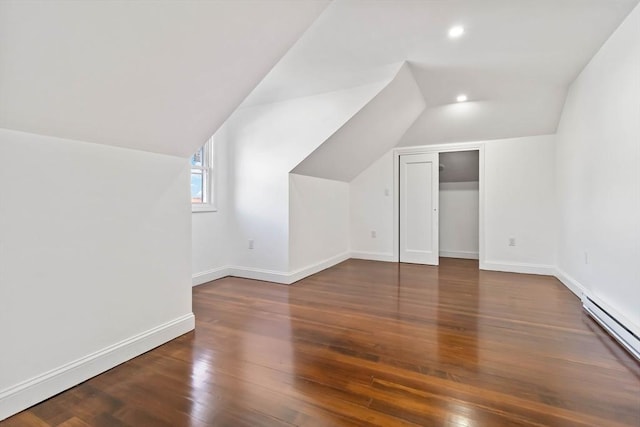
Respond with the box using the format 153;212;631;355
3;258;639;426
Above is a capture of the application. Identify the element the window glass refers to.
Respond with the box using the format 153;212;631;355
191;170;204;203
191;147;203;167
191;138;214;210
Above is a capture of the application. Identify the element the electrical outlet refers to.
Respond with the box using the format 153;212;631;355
384;188;390;197
248;239;254;250
509;237;516;247
371;230;377;238
584;251;589;264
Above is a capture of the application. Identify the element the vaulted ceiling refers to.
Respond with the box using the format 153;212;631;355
1;0;638;168
292;62;425;181
266;0;638;180
0;0;329;157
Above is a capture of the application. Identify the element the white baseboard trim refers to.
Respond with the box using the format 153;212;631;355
350;251;396;262
554;268;587;298
229;251;351;285
228;265;292;284
482;260;555;276
0;313;195;422
287;252;351;284
192;266;232;286
439;250;479;260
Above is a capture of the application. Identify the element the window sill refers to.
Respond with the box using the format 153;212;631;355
192;204;218;213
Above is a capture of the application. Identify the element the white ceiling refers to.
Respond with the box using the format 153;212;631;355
244;0;639;145
0;0;329;157
2;0;637;161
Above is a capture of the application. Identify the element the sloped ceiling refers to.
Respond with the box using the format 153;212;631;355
0;0;329;157
244;0;639;150
396;65;565;146
292;62;425;182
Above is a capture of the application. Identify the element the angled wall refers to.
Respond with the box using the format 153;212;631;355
0;2;329;419
555;3;640;335
293;63;425;181
222;83;387;279
0;129;193;420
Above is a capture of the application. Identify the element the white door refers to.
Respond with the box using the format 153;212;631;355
399;153;439;265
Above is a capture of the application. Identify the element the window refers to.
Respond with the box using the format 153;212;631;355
191;137;216;212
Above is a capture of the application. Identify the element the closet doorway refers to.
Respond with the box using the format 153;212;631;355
438;150;479;262
394;145;484;266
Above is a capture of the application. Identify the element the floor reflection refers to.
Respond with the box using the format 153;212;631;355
7;258;639;426
189;282;296;425
436;258;479;370
284;258;484;425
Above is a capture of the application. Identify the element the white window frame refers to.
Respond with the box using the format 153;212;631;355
191;137;217;213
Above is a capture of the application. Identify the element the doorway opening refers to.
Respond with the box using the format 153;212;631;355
438;150;479;263
394;144;483;268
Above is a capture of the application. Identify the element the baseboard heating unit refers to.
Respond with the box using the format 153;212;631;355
582;296;640;361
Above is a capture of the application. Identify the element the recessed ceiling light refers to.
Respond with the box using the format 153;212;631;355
456;94;468;102
448;25;465;38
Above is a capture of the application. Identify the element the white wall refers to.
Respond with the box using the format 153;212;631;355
349;135;556;273
224;83;384;276
555;3;640;334
483;135;556;272
439;181;479;259
289;174;350;273
350;151;395;261
191;131;232;285
0;128;194;420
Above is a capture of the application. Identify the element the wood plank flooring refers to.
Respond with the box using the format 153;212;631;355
3;258;639;426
